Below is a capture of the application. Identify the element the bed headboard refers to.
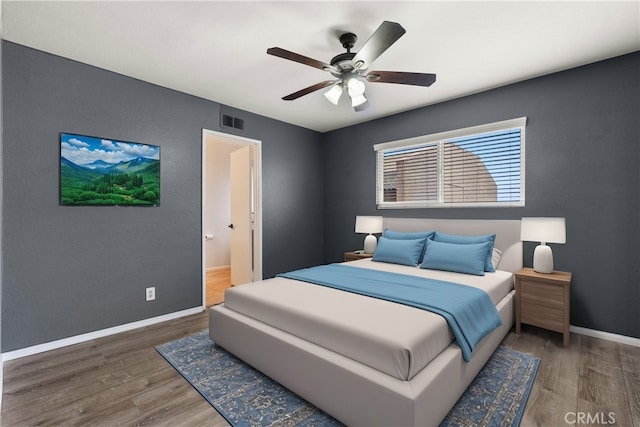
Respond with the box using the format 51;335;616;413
382;218;523;273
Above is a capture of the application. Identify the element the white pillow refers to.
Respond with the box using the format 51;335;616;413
491;248;503;270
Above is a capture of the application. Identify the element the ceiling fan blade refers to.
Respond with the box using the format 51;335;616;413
282;80;336;101
351;21;406;70
366;71;437;87
267;47;336;72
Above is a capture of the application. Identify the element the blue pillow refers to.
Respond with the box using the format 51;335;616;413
383;229;435;260
372;236;427;267
384;229;435;240
432;232;496;272
420;239;490;276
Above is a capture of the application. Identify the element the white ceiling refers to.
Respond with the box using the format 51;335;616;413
2;1;639;132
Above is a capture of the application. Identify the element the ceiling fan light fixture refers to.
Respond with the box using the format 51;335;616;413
324;84;343;105
346;77;367;107
351;93;367;107
347;77;366;97
267;21;436;110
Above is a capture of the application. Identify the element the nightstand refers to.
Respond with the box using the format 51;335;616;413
515;267;572;347
344;251;373;262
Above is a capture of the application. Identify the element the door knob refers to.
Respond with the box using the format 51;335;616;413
228;224;234;229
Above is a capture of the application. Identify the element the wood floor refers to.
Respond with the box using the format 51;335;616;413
206;267;231;307
507;325;639;427
1;312;223;427
2;313;639;426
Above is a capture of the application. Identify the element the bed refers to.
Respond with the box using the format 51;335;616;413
209;218;522;426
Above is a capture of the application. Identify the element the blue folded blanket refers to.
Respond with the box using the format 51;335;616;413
278;264;502;362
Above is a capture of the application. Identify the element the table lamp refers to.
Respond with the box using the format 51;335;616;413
521;217;566;273
355;216;383;254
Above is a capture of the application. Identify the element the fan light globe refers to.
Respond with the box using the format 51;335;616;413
347;78;365;96
324;84;342;105
346;78;367;107
351;94;367;107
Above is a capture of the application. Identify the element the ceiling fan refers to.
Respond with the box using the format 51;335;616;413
267;21;436;112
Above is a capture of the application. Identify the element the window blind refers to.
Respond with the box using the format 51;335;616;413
375;118;525;208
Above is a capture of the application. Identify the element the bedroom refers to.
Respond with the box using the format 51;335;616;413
0;1;639;425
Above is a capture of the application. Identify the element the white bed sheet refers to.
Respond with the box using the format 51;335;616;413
347;258;514;305
222;260;513;381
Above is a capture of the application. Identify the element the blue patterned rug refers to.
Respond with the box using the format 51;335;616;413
156;331;539;427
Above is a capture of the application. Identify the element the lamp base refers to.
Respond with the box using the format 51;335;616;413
363;234;378;254
533;244;554;274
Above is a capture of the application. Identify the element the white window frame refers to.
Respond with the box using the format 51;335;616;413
374;117;526;209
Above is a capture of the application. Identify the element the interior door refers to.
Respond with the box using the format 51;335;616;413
229;145;253;285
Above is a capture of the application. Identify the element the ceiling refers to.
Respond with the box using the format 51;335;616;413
1;1;638;133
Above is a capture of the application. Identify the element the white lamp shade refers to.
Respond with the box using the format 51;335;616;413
324;84;342;105
347;78;365;96
521;217;566;244
347;78;367;107
350;93;367;107
355;216;383;234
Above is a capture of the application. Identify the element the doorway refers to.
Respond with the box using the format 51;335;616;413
202;129;262;308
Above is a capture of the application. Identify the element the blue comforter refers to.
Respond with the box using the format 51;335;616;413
278;264;502;362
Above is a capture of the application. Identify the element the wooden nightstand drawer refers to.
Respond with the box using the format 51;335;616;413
521;304;564;332
520;280;564;310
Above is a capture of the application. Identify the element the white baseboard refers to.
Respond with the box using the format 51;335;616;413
206;265;230;273
1;306;204;362
570;325;640;347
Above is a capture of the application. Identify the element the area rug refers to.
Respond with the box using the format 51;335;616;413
156;331;539;427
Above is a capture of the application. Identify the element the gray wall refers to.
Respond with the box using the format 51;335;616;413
322;52;640;339
2;40;637;352
1;42;323;352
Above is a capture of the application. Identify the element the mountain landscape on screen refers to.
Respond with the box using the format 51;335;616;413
60;133;160;206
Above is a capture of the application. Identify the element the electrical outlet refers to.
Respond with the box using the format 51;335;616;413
146;287;156;301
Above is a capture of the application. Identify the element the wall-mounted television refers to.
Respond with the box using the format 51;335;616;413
60;133;160;206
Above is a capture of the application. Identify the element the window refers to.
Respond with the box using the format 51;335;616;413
375;117;526;208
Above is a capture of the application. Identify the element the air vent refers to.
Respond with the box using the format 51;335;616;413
221;114;245;130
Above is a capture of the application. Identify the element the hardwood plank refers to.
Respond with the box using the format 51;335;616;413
3;340;104;386
518;332;581;427
3;314;210;418
506;324;549;357
2;311;226;427
577;336;634;426
131;380;225;427
70;370;192;426
207;267;231;306
619;343;640;427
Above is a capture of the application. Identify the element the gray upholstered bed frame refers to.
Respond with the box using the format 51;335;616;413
209;218;522;426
